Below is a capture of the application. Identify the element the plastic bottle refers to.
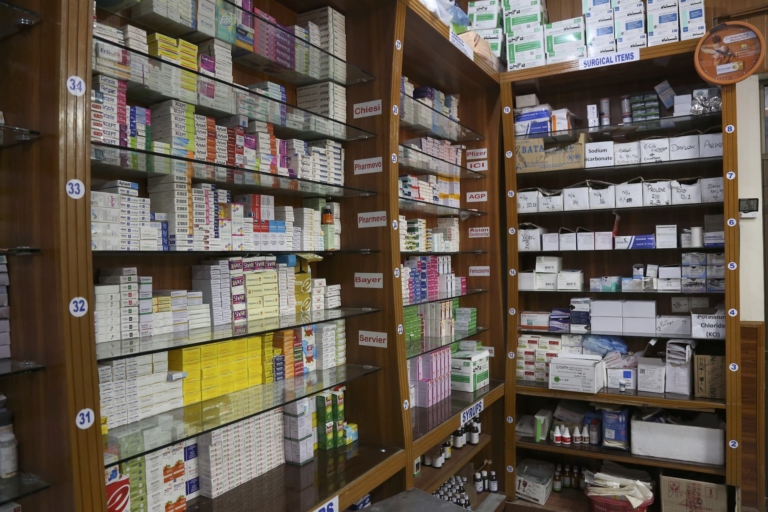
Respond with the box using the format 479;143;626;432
573;426;582;445
442;440;452;459
562;426;572;446
460;426;467;447
0;431;17;478
481;470;488;491
468;424;480;445
553;471;562;492
563;465;571;488
474;472;483;493
553;425;562;445
589;419;600;445
489;471;498;492
434;448;444;468
474;415;482;434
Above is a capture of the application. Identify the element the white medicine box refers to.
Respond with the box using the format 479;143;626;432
535;256;562;273
638;357;666;393
519;223;547;252
671;178;702;205
542;233;559;251
615;179;643;208
642;180;671;206
549;356;606;393
585;141;615;168
669;134;700;160
517;188;539;213
614;142;640;165
538;189;564;212
576;229;594;250
640;138;670;163
700;177;724;203
699;133;723;157
563;183;590;211
559;229;577;251
588;181;616;209
519;270;535;290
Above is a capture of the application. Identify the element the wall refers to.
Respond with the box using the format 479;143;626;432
737;75;765;321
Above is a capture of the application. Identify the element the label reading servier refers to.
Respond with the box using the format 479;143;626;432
359;330;388;348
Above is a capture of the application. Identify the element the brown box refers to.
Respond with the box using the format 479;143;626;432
515;133;586;173
694;354;725;399
660;476;727;512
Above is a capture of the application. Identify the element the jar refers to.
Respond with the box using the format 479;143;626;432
0;431;17;479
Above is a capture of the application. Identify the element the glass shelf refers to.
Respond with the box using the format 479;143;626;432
399;145;485;180
402;250;488;256
520;246;725;255
96;307;378;362
91;144;377;199
516;156;723;178
0;360;44;376
399;197;486;217
405;326;489;359
515;112;723;144
92;37;375;143
0;1;40;40
403;289;486;307
412;381;503;442
0;473;49;505
519;289;724;295
94;0;375;87
518;328;723;340
517;202;724;217
93;249;379;256
399;94;483;143
0;124;40;148
186;442;402;512
104;364;380;467
0;247;40;256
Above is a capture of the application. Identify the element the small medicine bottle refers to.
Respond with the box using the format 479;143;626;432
553;471;562;492
489;471;498;492
0;431;17;479
481;470;488;491
442;440;452;459
474;472;483;493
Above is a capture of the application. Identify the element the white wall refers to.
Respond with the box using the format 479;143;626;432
736;75;764;321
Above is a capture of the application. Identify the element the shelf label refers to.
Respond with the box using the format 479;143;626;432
313;496;339;512
359;330;387;348
76;408;95;429
449;28;474;60
354;156;383;175
357;211;387;228
467;148;488;160
469;266;490;276
354;273;383;288
461;399;484;425
67;75;86;96
579;49;639;70
469;227;490;238
467;160;488;172
467;191;488;202
483;346;495;357
353;99;382;119
66;179;85;199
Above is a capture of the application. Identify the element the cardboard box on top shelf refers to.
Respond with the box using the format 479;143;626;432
515;133;587;173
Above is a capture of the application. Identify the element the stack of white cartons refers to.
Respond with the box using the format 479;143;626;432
150;212;169;251
192;261;228;326
94;20;123;44
191;184;215;250
648;0;680;46
406;219;428;253
275;206;295;249
335;319;347;364
277;263;295;317
217;189;233;250
139;276;153;337
315;323;337;370
616;2;647;50
399;215;408;251
294;208;316;250
120;25;149;83
187;290;211;330
148;174;192;252
471;0;505;59
199;38;233;83
325;284;341;310
100;267;140;341
314;140;344;185
94;282;121;344
401;265;411;305
95;181;138;251
92;191;120;251
311;278;325;313
679;0;706;41
103;360;126;428
228;257;246;324
296;7;347;82
296;20;322;80
436;218;460;252
585;3;616;56
545;17;586;63
297;83;347;124
157;290;189;333
284;139;309;179
198;39;234;113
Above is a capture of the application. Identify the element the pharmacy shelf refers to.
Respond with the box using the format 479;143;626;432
91;143;377;200
402;250;488;256
518;328;724;340
399;197;486;217
0;247;40;255
403;289;487;308
0;473;50;505
399;145;486;180
516;156;723;179
95;307;378;363
93;249;380;256
476;492;506;512
517;202;724;218
516;437;726;476
0;124;40;148
519;289;724;295
514;112;722;144
405;326;489;360
400;94;484;143
520;246;725;255
0;1;39;39
93;2;375;87
516;381;726;411
412;381;504;451
414;433;491;494
0;359;44;376
92;37;375;143
103;363;381;467
507;488;589;512
186;442;404;512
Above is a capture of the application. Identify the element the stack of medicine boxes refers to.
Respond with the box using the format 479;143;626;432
615;2;647;50
468;0;505;60
545;17;586;63
284;398;314;465
647;0;680;46
679;0;706;41
504;0;548;71
585;2;617;56
296;7;347;82
316;389;345;450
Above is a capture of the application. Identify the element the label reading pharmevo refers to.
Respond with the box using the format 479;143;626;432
467;191;488;202
357;211;387;228
469;227;491;238
359;330;388;348
354;157;383;175
353;99;382;119
313;495;339;512
469;266;491;276
354;273;384;288
579;49;639;70
467;148;488;160
461;399;484;425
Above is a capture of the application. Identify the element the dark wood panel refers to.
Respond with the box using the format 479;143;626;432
740;322;765;511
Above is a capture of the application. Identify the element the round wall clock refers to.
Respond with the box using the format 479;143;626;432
694;22;765;85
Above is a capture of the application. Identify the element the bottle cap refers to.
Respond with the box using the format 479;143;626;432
0;431;14;442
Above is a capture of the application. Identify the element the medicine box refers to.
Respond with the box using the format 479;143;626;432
549;356;605;393
638;357;665;393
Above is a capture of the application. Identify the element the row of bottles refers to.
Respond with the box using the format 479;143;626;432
552;464;588;493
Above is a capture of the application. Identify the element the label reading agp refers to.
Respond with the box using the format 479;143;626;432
353;157;383;175
359;330;387;348
469;227;490;238
466;148;488;160
461;399;484;425
357;211;387;228
354;273;384;288
469;266;490;276
467;191;488;202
